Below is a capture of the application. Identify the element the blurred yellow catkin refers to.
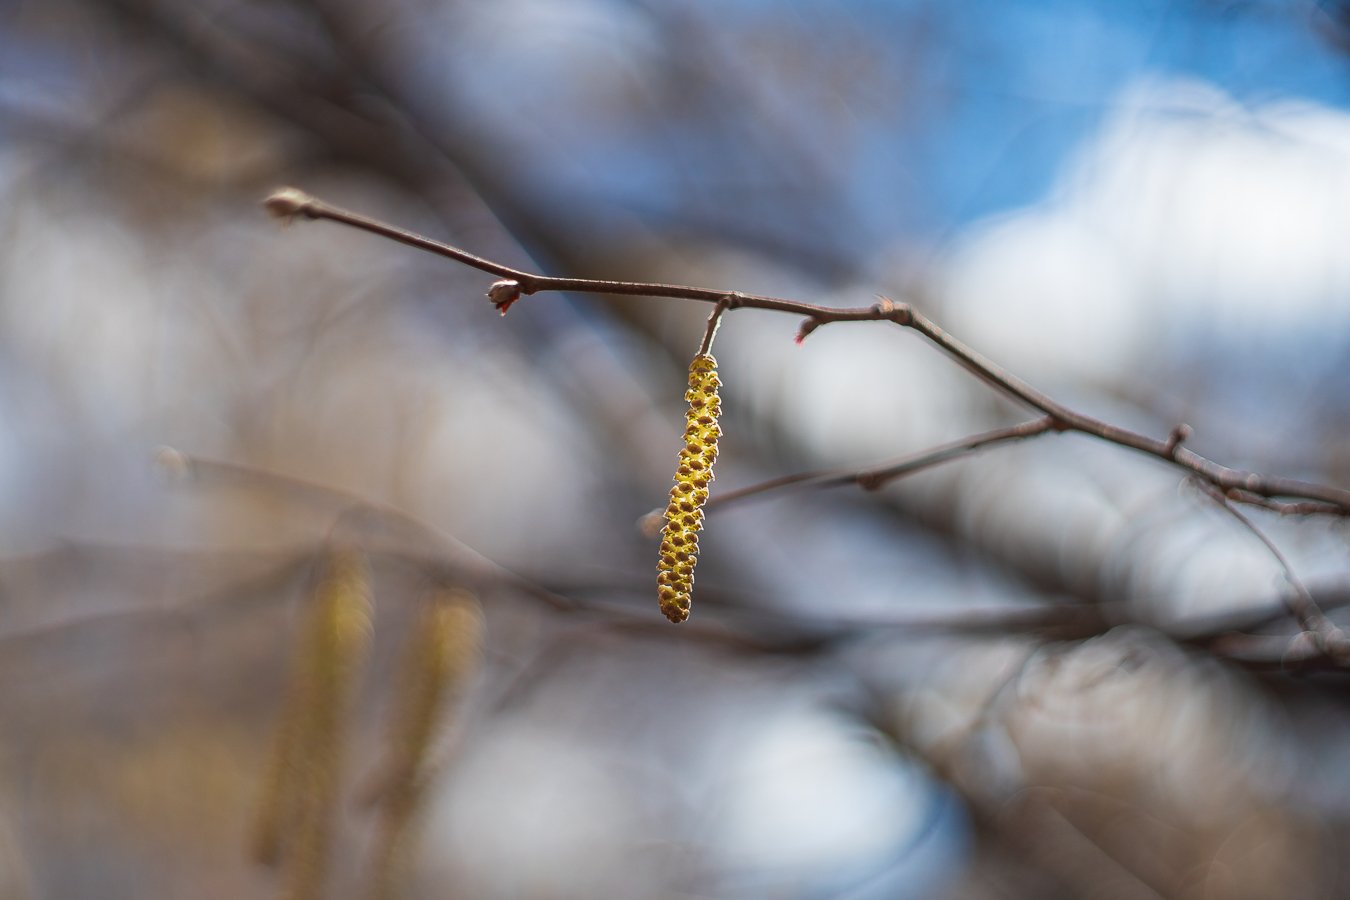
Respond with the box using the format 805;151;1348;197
252;546;373;900
366;589;483;900
657;353;721;623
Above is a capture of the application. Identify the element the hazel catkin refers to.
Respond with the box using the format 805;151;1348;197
658;353;721;623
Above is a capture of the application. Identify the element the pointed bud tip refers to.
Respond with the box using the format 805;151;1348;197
263;188;315;223
153;445;192;482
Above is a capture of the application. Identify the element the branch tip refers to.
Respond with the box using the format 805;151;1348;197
153;445;193;482
263;187;317;223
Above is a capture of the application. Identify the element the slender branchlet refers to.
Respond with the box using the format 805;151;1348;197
263;188;315;224
1192;479;1350;661
252;546;373;900
366;590;482;899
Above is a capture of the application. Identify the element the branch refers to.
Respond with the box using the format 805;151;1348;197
152;452;1350;670
1191;479;1350;660
154;447;582;615
263;188;1350;515
698;299;730;356
703;417;1059;514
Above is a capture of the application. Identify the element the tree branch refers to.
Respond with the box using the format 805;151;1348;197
703;417;1059;513
263;187;1350;515
1191;478;1350;660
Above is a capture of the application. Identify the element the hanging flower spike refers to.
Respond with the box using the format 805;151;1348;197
658;353;721;623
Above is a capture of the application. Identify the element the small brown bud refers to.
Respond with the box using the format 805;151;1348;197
487;279;522;316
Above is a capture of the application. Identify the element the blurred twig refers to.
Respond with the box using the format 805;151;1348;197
1191;478;1350;662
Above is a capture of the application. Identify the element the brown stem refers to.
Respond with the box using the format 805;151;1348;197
698;299;731;356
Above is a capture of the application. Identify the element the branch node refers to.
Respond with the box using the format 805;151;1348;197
855;471;884;492
1282;630;1322;667
263;187;317;224
487;279;523;316
1165;423;1192;458
874;295;912;324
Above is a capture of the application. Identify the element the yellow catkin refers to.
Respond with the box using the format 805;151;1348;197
366;590;483;900
658;353;721;623
252;546;373;900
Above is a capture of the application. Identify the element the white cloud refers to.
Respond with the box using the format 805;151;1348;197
937;78;1350;384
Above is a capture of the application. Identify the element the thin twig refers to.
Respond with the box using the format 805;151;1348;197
1219;490;1343;517
1191;478;1350;660
705;417;1058;513
156;448;581;614
264;188;1350;515
698;298;730;356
